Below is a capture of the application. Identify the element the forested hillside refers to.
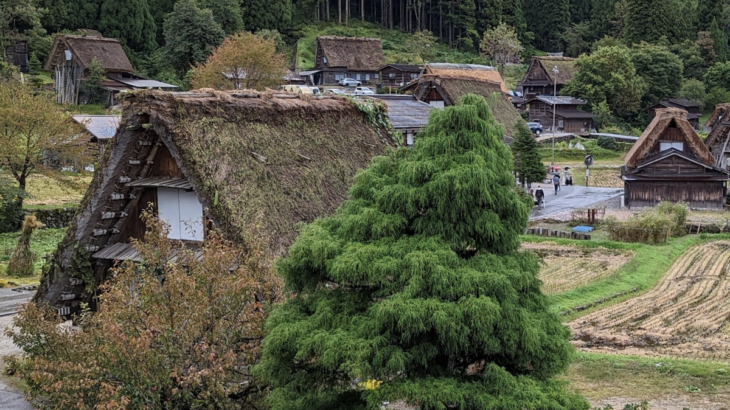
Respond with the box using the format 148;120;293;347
3;0;730;128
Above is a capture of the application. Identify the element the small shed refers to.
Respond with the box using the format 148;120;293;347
518;56;576;99
623;108;728;209
370;94;433;145
378;64;422;87
648;99;702;130
4;40;29;73
306;36;385;85
402;75;522;136
71;115;121;158
527;95;594;133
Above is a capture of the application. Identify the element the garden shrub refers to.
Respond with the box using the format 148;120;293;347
596;135;617;150
607;201;689;244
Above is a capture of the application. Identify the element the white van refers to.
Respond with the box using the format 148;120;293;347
277;85;313;95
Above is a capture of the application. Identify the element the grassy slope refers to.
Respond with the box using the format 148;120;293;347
1;173;91;209
0;228;67;285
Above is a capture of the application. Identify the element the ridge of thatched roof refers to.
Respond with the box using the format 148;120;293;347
425;63;509;93
705;103;730;129
43;34;134;72
625;108;714;168
316;36;385;71
533;56;576;85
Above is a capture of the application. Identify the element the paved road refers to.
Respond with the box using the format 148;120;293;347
529;185;624;220
0;289;35;410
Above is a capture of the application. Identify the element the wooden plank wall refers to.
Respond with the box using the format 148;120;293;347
625;181;724;208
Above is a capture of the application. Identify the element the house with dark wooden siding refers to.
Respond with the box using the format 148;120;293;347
623;108;728;209
4;40;29;73
35;90;396;315
518;56;576;100
527;95;594;133
379;64;421;87
44;33;178;105
648;99;702;130
301;36;385;85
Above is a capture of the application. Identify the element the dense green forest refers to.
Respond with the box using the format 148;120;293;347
3;0;730;127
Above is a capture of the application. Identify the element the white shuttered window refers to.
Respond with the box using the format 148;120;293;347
157;188;204;241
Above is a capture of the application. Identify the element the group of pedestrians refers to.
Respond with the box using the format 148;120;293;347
533;169;571;210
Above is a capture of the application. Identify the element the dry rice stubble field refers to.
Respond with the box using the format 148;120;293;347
570;240;730;361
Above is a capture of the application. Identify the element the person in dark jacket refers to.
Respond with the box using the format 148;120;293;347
552;174;560;194
534;186;545;209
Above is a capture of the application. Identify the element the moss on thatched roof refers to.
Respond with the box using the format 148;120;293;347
533;56;576;85
425;63;509;93
317;36;385;71
625;108;714;168
43;34;134;72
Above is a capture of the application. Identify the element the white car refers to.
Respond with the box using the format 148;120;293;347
354;87;374;95
324;89;346;95
339;78;361;87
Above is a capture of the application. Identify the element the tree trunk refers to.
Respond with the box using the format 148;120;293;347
338;0;341;23
326;0;330;21
361;0;364;21
346;0;349;26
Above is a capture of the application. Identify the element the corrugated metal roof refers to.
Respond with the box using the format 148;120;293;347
126;177;193;189
92;242;141;261
72;115;121;140
371;95;433;130
534;95;586;105
114;79;179;89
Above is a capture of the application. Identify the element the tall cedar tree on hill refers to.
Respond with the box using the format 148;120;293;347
254;94;588;410
709;17;730;63
199;0;244;35
524;0;570;51
624;0;673;44
163;0;225;76
98;0;157;54
241;0;293;32
512;121;546;186
698;0;724;30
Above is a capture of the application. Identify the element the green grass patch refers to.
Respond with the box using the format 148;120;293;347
0;228;67;282
64;104;113;115
522;235;702;320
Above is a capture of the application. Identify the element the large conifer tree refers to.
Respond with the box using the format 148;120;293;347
624;0;672;44
162;0;224;76
524;0;570;51
98;0;157;53
254;95;588;410
512;121;546;186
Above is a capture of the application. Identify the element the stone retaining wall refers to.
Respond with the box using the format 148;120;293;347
24;207;78;229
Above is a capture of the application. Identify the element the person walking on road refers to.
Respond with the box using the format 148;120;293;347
552;174;560;195
535;186;545;210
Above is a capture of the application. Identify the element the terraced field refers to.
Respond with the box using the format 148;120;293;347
572;167;623;188
522;242;633;295
570;240;730;361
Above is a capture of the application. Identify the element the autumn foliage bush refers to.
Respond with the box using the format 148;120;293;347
7;214;281;410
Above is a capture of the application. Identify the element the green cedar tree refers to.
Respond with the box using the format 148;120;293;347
148;0;176;45
64;0;101;32
698;0;723;31
523;0;570;51
36;0;70;33
709;17;730;63
624;0;672;44
199;0;243;35
98;0;157;53
163;0;224;76
629;42;684;107
241;0;293;32
512;121;546;186
704;61;730;91
254;94;588;410
563;46;646;120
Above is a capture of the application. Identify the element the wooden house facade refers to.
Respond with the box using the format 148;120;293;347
648;99;702;129
301;36;385;85
379;64;421;87
44;33;177;105
4;40;29;73
623;108;728;209
527;95;594;133
518;56;576;100
35;90;395;315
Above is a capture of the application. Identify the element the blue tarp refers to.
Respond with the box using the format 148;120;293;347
572;226;594;233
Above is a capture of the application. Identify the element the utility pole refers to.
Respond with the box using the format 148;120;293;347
551;65;558;166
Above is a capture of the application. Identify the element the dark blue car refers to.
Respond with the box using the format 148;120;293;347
527;122;543;135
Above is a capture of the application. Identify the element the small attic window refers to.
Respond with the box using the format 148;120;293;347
323;57;327;64
157;187;204;241
660;141;683;152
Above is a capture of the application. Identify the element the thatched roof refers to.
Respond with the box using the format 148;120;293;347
532;56;576;85
703;103;730;166
43;34;134;72
424;63;509;93
316;36;385;71
625;108;714;168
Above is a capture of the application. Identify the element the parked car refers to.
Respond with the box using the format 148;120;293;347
339;78;361;87
277;85;313;95
354;87;374;95
527;122;543;135
324;88;346;95
310;87;321;95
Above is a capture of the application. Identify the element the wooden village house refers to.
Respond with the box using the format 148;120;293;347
648;99;702;130
72;114;121;159
702;103;730;171
44;33;178;106
527;95;595;133
300;36;385;86
35;90;396;315
623;108;729;209
370;94;433;145
4;39;29;73
401;72;522;137
518;56;576;100
378;64;422;88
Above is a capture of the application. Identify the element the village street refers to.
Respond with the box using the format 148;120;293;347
0;289;36;410
529;185;624;220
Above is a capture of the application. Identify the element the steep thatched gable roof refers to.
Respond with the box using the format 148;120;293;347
316;36;385;71
43;34;134;72
533;56;576;85
625;108;714;168
424;63;509;94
